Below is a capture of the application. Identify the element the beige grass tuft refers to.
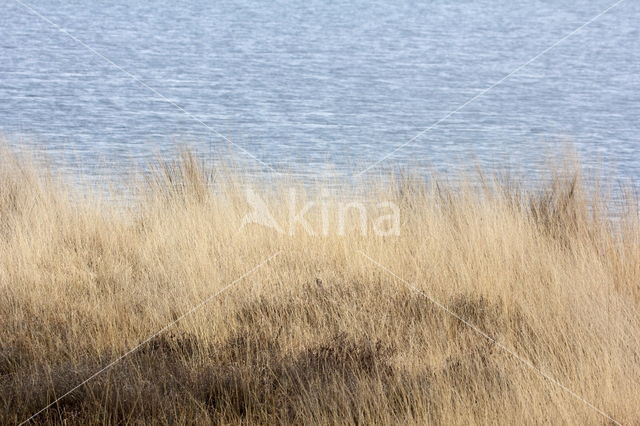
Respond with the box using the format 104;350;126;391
1;147;639;425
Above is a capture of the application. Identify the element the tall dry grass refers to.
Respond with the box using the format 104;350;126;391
1;148;639;425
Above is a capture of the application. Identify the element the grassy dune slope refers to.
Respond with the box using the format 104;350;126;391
1;150;639;425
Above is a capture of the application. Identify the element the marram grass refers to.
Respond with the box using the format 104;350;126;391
1;148;639;425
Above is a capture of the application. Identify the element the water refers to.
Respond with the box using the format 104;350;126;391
1;0;639;182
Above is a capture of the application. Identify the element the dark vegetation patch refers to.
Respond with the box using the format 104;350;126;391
1;286;533;425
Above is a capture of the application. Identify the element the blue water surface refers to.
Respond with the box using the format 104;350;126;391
1;0;639;181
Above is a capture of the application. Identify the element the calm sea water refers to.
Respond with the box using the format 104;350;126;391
1;0;639;182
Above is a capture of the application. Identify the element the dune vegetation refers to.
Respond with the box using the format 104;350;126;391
1;147;639;425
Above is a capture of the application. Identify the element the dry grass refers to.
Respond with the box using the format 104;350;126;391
1;148;639;425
